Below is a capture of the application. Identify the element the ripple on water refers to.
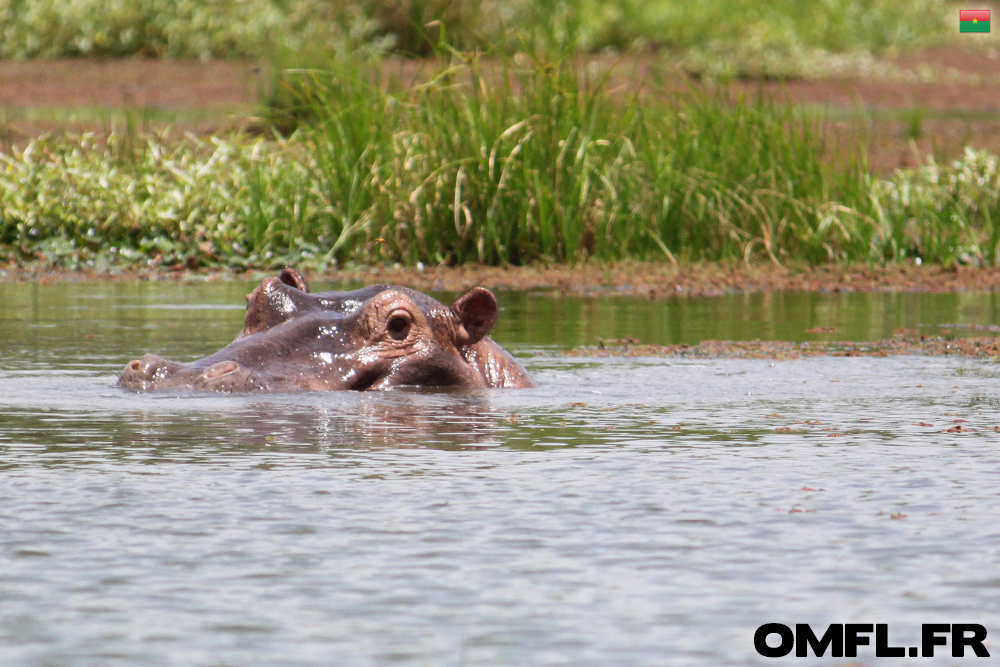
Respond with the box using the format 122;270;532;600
2;280;1000;665
1;356;1000;665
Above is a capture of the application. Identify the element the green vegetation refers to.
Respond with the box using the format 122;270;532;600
3;52;1000;271
0;0;954;77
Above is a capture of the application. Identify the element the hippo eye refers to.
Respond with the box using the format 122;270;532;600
387;313;411;340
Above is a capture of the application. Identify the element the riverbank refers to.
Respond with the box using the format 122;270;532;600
3;262;999;297
5;94;1000;271
6;35;1000;274
566;334;1000;361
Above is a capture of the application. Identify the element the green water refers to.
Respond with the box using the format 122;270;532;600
498;290;1000;348
2;280;998;372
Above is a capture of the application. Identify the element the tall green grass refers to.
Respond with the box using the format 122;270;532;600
268;49;879;266
0;0;954;77
3;52;1000;270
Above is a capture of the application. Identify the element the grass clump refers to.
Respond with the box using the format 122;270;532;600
3;51;1000;271
261;48;1000;268
1;0;954;77
265;48;878;266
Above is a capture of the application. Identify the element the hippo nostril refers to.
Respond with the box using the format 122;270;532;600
205;360;240;378
120;353;176;390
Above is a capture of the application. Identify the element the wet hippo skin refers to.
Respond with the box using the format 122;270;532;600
118;268;533;392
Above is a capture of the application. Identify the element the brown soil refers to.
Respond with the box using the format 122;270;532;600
757;47;1000;112
317;262;1000;297
0;59;256;108
747;47;1000;170
0;58;259;137
4;262;1000;297
3;48;1000;169
8;49;995;113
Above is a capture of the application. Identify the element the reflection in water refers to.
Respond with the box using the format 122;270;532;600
1;378;750;466
128;392;507;452
2;280;1000;375
499;289;1000;348
3;281;1000;666
1;390;504;458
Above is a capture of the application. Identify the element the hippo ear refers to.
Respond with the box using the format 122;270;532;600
451;287;498;345
279;267;308;293
239;271;306;340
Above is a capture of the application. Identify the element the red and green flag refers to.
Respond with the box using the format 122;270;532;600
960;9;990;32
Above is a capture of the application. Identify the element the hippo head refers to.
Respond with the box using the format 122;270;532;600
118;268;532;392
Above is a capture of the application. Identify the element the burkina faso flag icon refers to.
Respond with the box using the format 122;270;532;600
960;9;990;32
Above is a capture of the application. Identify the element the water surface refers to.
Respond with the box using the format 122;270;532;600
1;280;999;666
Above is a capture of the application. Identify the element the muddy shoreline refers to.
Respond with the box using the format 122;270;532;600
3;262;999;297
566;334;1000;360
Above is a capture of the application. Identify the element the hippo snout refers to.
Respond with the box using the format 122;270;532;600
118;353;178;390
118;354;266;392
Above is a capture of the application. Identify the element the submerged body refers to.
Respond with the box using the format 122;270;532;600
118;269;532;392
